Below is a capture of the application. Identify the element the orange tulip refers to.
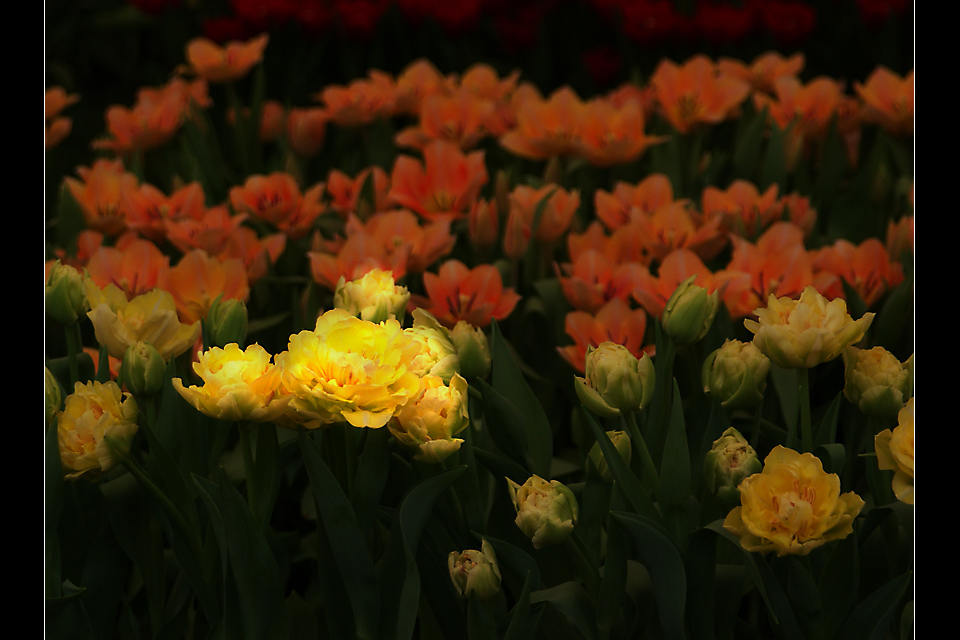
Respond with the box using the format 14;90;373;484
886;215;914;263
566;220;649;267
570;97;667;166
286;107;328;158
348;209;457;274
558;297;653;373
701;180;782;239
632;248;718;319
64;159;140;237
325;166;392;220
557;249;648;314
45;86;79;149
499;86;586;160
717;51;805;95
308;231;409;292
85;237;171;301
810;238;905;308
217;227;287;284
633;200;727;264
164;205;248;256
121;181;208;243
468;198;500;254
160;250;250;325
393;58;448;116
854;66;914;136
649;55;751;134
779;193;818;239
416;260;521;329
594;174;675;230
229;172;326;239
507;184;580;245
388;140;488;222
394;89;499;151
315;70;397;126
714;222;813;318
454;63;522;103
185;33;269;83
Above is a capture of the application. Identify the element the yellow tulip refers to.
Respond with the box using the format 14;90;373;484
448;539;502;601
724;446;864;556
333;268;410;324
744;286;874;369
506;475;579;549
87;288;201;361
57;380;139;480
277;309;422;429
388;373;470;463
173;343;291;423
875;397;914;504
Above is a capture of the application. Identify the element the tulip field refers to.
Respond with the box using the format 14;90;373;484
45;2;914;639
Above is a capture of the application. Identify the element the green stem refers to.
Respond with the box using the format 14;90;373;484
623;411;660;498
64;322;81;387
239;421;260;524
566;532;602;600
798;367;812;452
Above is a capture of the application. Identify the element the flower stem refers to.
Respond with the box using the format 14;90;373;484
64;322;81;387
623;411;660;498
239;421;260;524
798;367;813;452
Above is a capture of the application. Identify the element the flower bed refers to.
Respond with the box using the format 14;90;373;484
45;2;914;638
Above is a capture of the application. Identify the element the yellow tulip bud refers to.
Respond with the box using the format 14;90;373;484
723;446;864;556
448;539;502;601
744;286;875;369
174;343;291;423
662;276;720;345
506;475;579;549
587;430;632;482
575;342;655;418
57;380;139;480
874;397;914;504
120;341;167;397
703;427;762;510
842;347;913;420
405;309;461;384
45;260;89;325
207;296;249;348
388;374;470;463
333;269;410;324
450;320;491;380
702;339;771;411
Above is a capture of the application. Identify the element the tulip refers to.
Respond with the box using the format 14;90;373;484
587;430;632;483
661;275;720;345
388;374;470;463
842;347;913;420
703;427;762;510
57;380;139;480
120;341;167;397
405;309;461;384
45;261;89;325
207;297;249;348
506;475;579;549
333;269;411;324
702;339;771;411
450;321;491;380
448;539;501;600
575;342;655;418
874;397;914;504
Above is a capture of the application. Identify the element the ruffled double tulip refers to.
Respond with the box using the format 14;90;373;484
388;373;470;463
404;309;461;383
173;343;291;423
57;380;139;480
702;340;771;411
507;475;579;549
842;346;914;420
875;398;914;504
704;427;762;510
87;287;201;361
575;341;655;418
724;446;864;556
277;309;422;429
333;268;410;324
744;286;875;369
448;539;501;601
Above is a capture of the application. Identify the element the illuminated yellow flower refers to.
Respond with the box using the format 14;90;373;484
333;268;410;324
723;446;864;556
404;308;461;383
173;343;291;423
57;380;139;480
86;288;202;361
277;309;422;429
875;397;914;505
744;286;874;369
388;373;470;463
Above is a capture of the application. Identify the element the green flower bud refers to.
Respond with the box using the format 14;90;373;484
448;539;502;601
120;341;167;397
704;427;761;511
450;320;491;380
507;475;579;549
208;296;249;348
45;366;63;428
662;275;720;345
405;309;461;384
702;339;771;411
45;261;89;325
842;346;914;420
575;342;655;417
587;430;632;482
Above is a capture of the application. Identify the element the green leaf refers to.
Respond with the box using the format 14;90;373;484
818;534;859;637
350;427;391;536
659;380;691;540
476;378;529;469
611;512;687;640
194;470;290;640
468;595;499;640
597;512;628;637
490;320;554;477
45;422;65;599
298;430;380;640
503;570;537;640
833;571;912;640
530;581;598;640
814;393;844;448
732;106;768;178
770;366;799;448
814;443;846;476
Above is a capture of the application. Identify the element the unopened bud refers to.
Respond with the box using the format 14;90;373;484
587;430;632;482
448;539;502;601
704;427;761;511
702;339;771;411
575;342;655;417
662;276;719;345
208;296;249;348
120;341;167;397
842;346;914;420
451;321;491;380
45;261;89;325
507;475;579;549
